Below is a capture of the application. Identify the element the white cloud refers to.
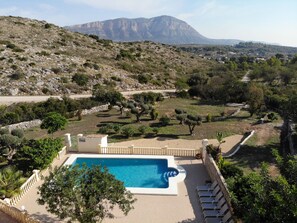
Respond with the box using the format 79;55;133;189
0;6;35;18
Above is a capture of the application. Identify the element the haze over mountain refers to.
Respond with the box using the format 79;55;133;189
65;15;241;45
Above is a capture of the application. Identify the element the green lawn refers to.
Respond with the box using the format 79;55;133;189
226;134;280;174
25;98;252;142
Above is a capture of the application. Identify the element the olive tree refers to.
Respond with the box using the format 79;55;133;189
38;165;136;223
184;114;202;135
127;102;152;122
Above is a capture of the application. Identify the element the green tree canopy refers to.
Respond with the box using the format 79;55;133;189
38;164;136;223
17;138;63;172
184;114;202;135
40;112;68;135
247;83;264;116
92;84;123;105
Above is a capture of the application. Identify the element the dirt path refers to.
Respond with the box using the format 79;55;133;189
112;134;243;154
0;89;176;105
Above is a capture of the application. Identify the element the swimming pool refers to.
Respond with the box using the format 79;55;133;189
64;154;186;195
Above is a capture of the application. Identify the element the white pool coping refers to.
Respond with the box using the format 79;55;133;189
64;154;186;195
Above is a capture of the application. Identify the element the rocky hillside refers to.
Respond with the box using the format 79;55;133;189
0;16;214;96
65;15;240;45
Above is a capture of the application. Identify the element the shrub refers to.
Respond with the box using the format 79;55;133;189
98;126;109;134
0;128;9;135
152;128;159;135
150;108;158;120
52;67;62;74
138;125;147;135
72;73;89;86
267;112;277;121
10;72;25;80
219;160;243;178
206;113;212;122
17;138;63;172
121;126;135;138
159;115;170;126
112;124;121;134
44;23;51;29
137;74;150;84
11;129;24;138
206;144;219;160
2;112;20;125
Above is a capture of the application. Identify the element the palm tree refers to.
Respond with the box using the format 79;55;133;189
0;167;26;198
216;132;226;161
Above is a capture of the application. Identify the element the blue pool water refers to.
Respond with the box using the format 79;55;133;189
72;158;178;188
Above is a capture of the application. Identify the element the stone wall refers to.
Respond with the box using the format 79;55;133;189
1;104;109;132
81;104;109;116
4;119;42;132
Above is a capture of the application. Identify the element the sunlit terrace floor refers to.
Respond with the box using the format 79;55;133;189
15;155;209;223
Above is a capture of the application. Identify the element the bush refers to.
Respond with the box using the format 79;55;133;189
206;113;212;122
98;126;109;134
2;112;20;125
138;125;147;135
0;128;9;135
44;23;51;29
11;129;24;138
267;112;277;121
152;128;159;135
150;108;158;120
206;144;219;160
10;72;25;80
121;126;135;138
137;74;150;84
220;161;243;178
72;73;89;86
159;115;170;126
17;138;63;173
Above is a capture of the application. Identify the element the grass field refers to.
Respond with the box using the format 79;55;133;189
23;97;282;174
24;98;253;142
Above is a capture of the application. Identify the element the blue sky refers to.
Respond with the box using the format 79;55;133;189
1;0;297;47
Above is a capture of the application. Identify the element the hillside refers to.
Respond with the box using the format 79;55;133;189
65;15;241;45
0;16;214;96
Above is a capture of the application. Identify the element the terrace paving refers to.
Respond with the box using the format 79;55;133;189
15;156;209;223
14;136;243;223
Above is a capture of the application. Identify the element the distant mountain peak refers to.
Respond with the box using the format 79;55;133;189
65;15;240;45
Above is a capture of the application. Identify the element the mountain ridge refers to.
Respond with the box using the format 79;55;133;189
0;16;214;96
65;15;241;45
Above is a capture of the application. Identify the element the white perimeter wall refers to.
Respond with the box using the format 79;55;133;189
77;135;108;153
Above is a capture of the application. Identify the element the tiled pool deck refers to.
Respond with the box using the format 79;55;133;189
15;154;209;223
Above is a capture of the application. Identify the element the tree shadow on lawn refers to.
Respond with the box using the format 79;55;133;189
96;121;130;127
227;143;278;171
96;113;120;118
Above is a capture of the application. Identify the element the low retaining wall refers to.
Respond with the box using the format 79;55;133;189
1;104;109;132
0;200;40;223
5;119;42;132
201;139;232;211
223;130;255;158
203;152;232;210
81;104;109;116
